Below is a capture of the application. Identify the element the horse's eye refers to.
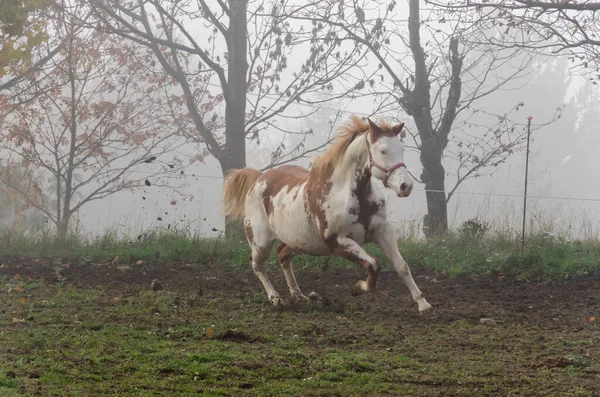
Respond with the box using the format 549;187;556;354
380;149;388;155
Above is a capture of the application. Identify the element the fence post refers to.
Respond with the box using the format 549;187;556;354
521;116;533;254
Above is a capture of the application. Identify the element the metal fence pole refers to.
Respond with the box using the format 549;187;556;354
521;116;533;254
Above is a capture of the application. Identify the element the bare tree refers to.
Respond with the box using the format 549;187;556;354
429;0;600;77
83;0;370;235
0;7;185;237
281;0;559;236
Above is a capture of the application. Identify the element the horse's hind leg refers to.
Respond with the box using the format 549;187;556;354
244;219;282;306
276;243;307;303
250;245;283;306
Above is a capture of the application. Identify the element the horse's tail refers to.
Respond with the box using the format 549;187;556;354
221;168;262;222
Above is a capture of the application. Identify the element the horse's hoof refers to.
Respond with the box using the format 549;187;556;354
306;291;322;302
418;299;433;313
351;280;368;296
269;296;285;307
289;293;308;304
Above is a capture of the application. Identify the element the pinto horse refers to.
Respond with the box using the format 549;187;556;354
222;115;432;312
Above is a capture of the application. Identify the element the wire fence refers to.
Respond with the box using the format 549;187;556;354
152;172;600;204
80;169;599;242
3;155;600;239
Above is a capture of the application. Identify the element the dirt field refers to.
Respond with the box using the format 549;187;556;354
1;258;599;396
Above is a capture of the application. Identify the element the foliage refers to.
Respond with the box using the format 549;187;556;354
457;218;490;238
87;0;368;171
0;0;55;78
0;161;48;231
1;5;186;236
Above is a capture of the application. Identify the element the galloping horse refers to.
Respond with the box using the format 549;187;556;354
222;115;432;312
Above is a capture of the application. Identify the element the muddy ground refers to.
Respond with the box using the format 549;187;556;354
1;258;599;396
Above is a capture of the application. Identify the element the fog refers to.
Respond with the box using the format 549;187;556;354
2;0;600;240
78;58;600;240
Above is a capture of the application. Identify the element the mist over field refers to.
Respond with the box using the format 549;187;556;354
1;0;599;239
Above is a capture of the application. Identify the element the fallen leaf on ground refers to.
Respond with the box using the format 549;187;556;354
480;318;497;326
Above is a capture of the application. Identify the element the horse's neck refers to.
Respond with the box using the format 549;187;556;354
331;135;371;194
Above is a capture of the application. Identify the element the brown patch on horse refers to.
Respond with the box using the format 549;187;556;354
244;223;255;246
350;169;382;234
276;242;295;264
305;170;333;237
259;165;309;216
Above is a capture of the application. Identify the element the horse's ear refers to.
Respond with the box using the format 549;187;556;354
392;123;406;139
367;118;383;139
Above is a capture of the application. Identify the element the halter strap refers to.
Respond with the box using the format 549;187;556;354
365;133;406;188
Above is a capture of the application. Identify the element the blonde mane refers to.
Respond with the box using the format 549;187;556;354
311;114;392;177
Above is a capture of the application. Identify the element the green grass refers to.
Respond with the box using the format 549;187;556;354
0;273;598;396
1;228;600;280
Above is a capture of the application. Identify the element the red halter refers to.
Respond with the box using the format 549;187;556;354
365;133;406;188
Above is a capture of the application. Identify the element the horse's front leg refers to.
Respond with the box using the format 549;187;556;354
326;235;381;296
373;222;432;313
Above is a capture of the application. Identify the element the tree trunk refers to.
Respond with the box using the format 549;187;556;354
57;211;71;239
419;135;448;237
406;0;456;237
223;0;248;239
62;32;77;241
422;169;448;238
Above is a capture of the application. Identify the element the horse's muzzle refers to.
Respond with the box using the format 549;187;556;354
397;183;413;197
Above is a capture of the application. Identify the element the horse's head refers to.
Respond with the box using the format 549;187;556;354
366;119;413;197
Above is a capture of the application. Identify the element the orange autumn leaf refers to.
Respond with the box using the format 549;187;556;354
18;298;26;304
590;317;596;323
206;328;213;337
